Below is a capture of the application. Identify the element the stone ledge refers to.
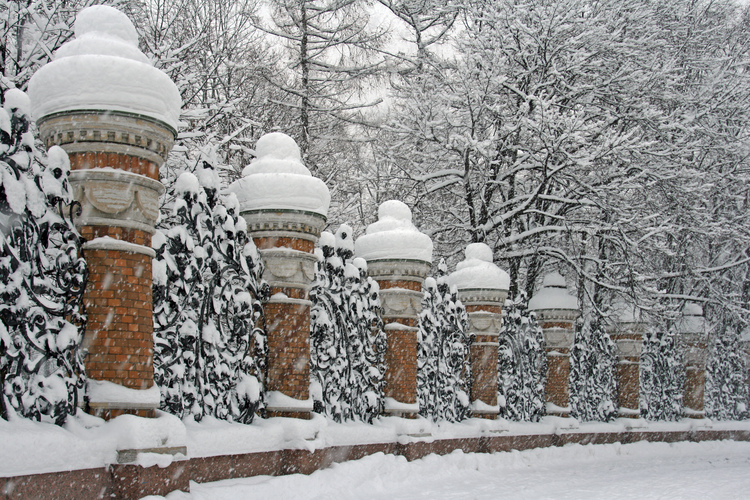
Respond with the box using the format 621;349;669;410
116;446;188;464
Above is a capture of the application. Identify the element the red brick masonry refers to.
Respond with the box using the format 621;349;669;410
83;248;154;391
384;325;419;406
69;151;159;180
546;350;571;411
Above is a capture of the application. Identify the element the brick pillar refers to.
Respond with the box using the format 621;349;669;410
529;273;579;417
449;243;509;419
608;306;644;417
679;303;707;419
230;133;329;419
28;6;180;419
355;201;432;418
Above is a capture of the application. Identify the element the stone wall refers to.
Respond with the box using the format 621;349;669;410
3;428;749;500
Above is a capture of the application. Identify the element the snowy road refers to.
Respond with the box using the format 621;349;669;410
150;440;750;500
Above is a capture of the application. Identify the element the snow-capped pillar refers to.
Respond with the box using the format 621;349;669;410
355;201;432;418
448;244;509;419
608;304;645;418
529;273;580;417
28;6;181;419
229;133;329;419
679;303;708;419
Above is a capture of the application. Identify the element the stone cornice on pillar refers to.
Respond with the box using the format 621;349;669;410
259;248;318;291
379;287;424;320
536;309;579;353
241;209;327;243
37;110;176;166
456;288;508;309
607;321;645;361
681;332;709;368
457;288;505;344
69;169;164;233
365;259;431;282
534;308;580;325
463;311;503;338
542;326;576;352
612;335;643;360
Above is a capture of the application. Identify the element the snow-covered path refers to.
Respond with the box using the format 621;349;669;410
150;440;750;500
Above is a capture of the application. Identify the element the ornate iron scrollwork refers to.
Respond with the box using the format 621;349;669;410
0;94;88;424
152;163;268;423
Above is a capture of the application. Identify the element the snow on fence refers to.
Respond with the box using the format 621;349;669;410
1;5;750;500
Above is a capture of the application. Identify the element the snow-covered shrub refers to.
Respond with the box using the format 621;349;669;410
705;326;748;420
310;225;385;423
0;87;87;425
153;160;268;423
417;261;472;422
640;327;684;421
569;315;617;422
497;293;546;422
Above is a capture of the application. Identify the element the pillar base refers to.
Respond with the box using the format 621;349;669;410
684;408;706;419
545;402;572;417
471;411;498;420
86;380;160;420
617;407;641;418
384;397;419;419
265;391;313;420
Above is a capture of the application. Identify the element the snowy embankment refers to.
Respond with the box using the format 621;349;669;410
145;440;750;500
2;409;750;478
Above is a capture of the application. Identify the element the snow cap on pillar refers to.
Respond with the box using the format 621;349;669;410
28;5;181;131
678;302;707;335
354;200;433;262
612;299;641;324
529;272;578;311
448;243;509;291
229;132;330;216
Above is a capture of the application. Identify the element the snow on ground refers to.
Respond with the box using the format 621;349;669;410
146;440;750;500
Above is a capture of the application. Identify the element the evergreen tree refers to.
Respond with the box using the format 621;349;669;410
310;225;385;423
640;326;684;421
497;293;546;422
569;315;617;422
0;87;87;424
153;160;268;423
417;261;471;422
